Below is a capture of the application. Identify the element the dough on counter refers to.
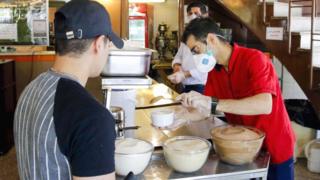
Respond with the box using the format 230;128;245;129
213;126;261;141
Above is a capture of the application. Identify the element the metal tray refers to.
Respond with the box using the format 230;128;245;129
101;48;152;77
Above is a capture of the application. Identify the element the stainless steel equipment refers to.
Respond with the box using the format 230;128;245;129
110;106;125;138
110;106;140;138
168;30;178;56
101;76;152;89
102;76;153;110
101;48;152;77
101;48;153;139
155;23;169;60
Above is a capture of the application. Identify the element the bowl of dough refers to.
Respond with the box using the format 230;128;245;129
163;136;211;173
115;138;154;176
211;125;265;165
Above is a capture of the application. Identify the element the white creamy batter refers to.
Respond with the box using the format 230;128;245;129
167;139;208;152
116;138;152;154
115;138;153;176
164;137;210;173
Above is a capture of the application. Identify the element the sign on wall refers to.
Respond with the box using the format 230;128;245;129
0;23;17;40
266;27;284;41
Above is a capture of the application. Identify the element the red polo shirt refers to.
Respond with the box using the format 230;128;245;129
204;44;295;164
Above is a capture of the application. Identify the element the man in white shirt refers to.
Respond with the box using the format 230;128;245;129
168;2;209;93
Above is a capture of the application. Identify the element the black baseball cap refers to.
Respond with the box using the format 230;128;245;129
54;0;124;49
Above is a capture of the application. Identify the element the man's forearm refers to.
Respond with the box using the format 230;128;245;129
216;93;272;115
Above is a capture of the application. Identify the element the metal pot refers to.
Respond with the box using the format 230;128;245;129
101;48;152;77
110;106;125;138
110;106;140;138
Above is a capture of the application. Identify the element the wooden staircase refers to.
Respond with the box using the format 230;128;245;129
204;0;320;118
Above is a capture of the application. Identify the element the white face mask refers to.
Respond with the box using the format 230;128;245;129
193;50;217;73
186;14;198;24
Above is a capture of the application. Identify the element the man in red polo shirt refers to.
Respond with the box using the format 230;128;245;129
177;18;295;180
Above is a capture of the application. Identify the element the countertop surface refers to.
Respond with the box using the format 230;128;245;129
127;82;225;147
134;108;226;147
114;81;270;180
0;51;55;56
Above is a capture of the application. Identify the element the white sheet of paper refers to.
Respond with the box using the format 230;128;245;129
266;27;284;41
0;23;17;40
33;19;47;37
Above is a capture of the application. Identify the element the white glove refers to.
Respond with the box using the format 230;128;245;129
167;71;185;84
176;91;211;117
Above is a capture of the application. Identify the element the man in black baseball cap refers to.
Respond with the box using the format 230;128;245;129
14;0;121;179
54;0;123;49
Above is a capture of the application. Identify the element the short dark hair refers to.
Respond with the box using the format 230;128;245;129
182;17;224;44
187;2;207;14
55;37;109;57
55;38;94;56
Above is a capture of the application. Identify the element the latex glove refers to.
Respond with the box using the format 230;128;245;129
167;71;185;84
176;91;211;117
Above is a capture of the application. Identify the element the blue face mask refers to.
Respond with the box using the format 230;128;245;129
193;46;217;73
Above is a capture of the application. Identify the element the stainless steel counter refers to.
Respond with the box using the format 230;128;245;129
116;82;269;180
133;106;226;147
119;106;270;180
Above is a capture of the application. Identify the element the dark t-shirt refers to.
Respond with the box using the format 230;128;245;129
14;70;116;180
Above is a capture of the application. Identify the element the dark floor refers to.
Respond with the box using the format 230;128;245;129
0;147;319;180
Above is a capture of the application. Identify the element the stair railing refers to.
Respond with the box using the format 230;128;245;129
263;0;270;26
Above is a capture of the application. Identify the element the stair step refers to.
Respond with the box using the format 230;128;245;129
270;16;287;20
313;67;320;90
259;0;302;17
268;18;288;29
312;51;320;68
258;0;278;4
259;0;276;3
274;1;303;17
291;31;320;49
296;48;311;52
290;17;320;32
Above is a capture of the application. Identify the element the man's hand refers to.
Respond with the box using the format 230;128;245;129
176;91;211;116
173;64;182;73
168;71;186;84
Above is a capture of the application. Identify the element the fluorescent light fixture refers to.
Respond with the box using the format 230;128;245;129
129;0;166;3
